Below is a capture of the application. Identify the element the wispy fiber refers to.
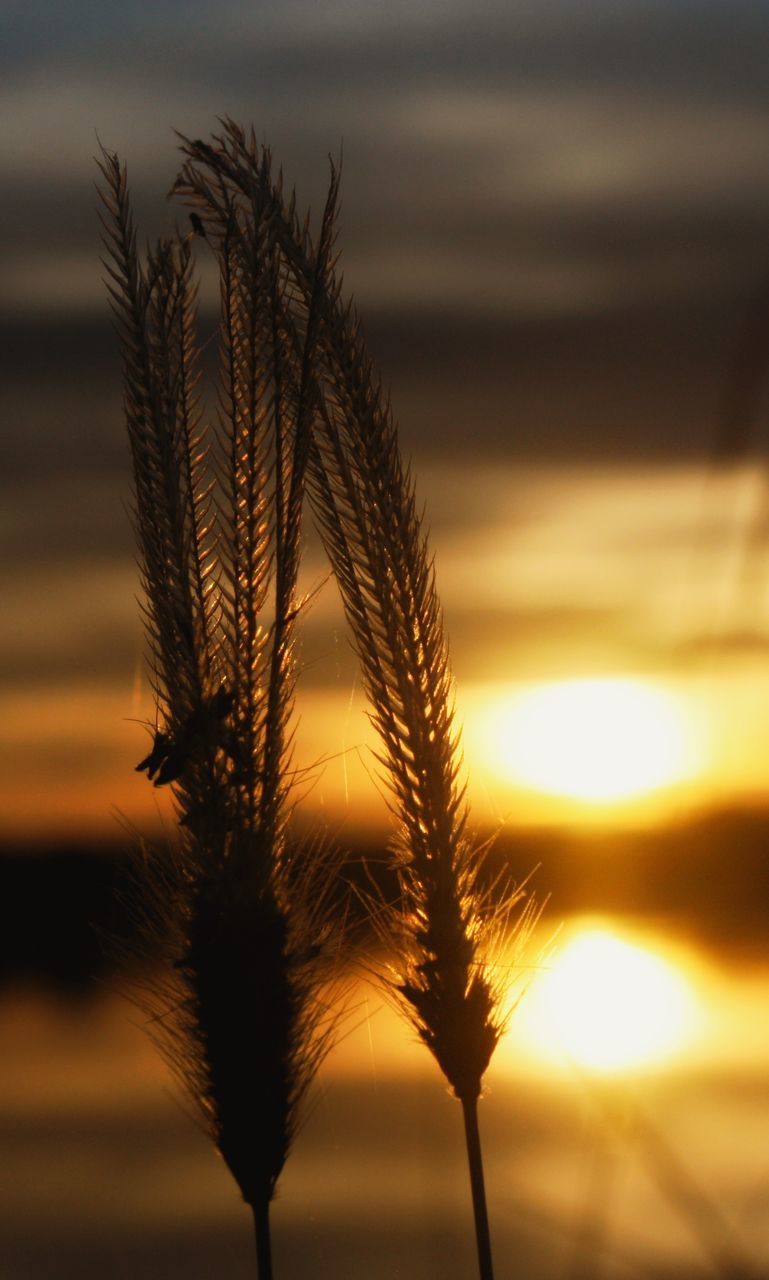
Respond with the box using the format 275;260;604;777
170;120;539;1280
98;146;343;1279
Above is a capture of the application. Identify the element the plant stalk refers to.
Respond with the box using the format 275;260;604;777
252;1199;273;1280
462;1095;495;1280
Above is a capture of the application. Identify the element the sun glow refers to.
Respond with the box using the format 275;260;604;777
519;927;696;1073
485;677;695;804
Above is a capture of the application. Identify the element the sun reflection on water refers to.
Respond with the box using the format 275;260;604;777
511;923;701;1074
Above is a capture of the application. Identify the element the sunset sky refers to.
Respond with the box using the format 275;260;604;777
5;0;769;839
7;12;769;1280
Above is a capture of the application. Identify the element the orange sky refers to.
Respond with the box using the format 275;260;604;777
5;459;769;841
5;0;769;843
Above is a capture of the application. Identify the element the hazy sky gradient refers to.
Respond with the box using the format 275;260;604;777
5;0;769;838
5;0;769;327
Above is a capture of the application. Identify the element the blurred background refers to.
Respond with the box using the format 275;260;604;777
3;1;769;1275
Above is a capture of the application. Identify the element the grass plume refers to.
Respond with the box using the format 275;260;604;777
170;120;539;1280
98;144;343;1277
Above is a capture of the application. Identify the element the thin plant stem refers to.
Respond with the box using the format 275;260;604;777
252;1200;273;1280
98;142;347;1280
166;121;540;1276
461;1095;494;1280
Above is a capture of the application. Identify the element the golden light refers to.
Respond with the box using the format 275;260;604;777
519;927;696;1073
486;677;694;804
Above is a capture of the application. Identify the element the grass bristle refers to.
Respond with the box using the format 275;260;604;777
98;140;345;1273
100;121;540;1280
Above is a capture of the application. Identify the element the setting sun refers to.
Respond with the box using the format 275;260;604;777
485;677;695;804
519;927;697;1073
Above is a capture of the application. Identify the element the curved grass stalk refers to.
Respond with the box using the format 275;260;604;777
98;145;343;1277
170;121;540;1280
